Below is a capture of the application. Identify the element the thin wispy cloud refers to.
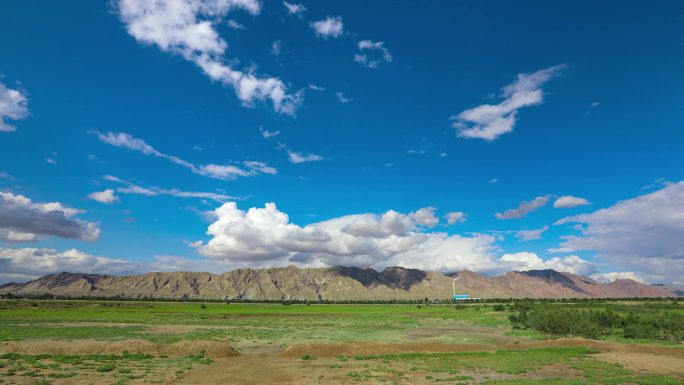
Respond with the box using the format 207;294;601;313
451;64;566;140
271;40;282;56
283;1;306;16
287;150;324;164
226;19;246;30
495;196;549;219
354;40;392;69
103;175;236;203
0;81;29;132
515;226;549;241
92;131;276;180
115;0;301;115
260;127;280;139
335;92;352;104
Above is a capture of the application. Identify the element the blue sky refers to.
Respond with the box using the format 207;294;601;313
1;0;683;284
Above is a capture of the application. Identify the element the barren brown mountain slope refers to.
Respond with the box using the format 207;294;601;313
0;266;676;300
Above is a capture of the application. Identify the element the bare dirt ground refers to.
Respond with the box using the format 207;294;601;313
594;351;684;376
4;336;682;384
174;339;684;384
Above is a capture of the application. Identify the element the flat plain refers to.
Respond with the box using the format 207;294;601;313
0;300;682;384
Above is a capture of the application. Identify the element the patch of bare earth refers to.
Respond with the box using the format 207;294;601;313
594;352;684;376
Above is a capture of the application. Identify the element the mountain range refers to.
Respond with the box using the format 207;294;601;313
0;267;679;300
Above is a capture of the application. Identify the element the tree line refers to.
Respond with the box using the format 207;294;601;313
0;292;680;305
508;303;684;341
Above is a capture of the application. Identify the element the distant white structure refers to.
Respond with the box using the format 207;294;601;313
452;276;480;301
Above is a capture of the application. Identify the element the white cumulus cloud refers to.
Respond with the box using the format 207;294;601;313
553;181;684;284
0;81;29;133
590;271;644;283
116;0;301;114
500;252;595;276
87;189;119;204
553;195;590;208
311;16;343;39
0;247;144;283
451;65;565;141
193;202;534;273
445;212;466;225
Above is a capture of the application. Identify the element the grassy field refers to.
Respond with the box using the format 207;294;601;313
0;299;682;384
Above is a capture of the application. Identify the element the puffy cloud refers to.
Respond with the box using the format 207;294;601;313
103;175;235;203
0;192;100;242
495;196;549;220
311;16;343;39
0;247;144;283
553;195;590;208
93;131;276;180
283;1;306;15
445;212;466;225
0;81;29;133
116;0;301;114
500;252;595;276
515;226;548;241
87;189;119;204
287;150;324;164
0;248;242;284
354;40;392;69
410;207;439;228
553;181;684;284
193;202;514;272
590;271;644;283
451;65;565;140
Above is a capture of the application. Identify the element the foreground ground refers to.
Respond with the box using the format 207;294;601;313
0;300;682;384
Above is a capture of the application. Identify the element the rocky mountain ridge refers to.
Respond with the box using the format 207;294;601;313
0;266;678;300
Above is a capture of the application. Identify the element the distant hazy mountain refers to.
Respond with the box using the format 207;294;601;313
0;266;678;300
